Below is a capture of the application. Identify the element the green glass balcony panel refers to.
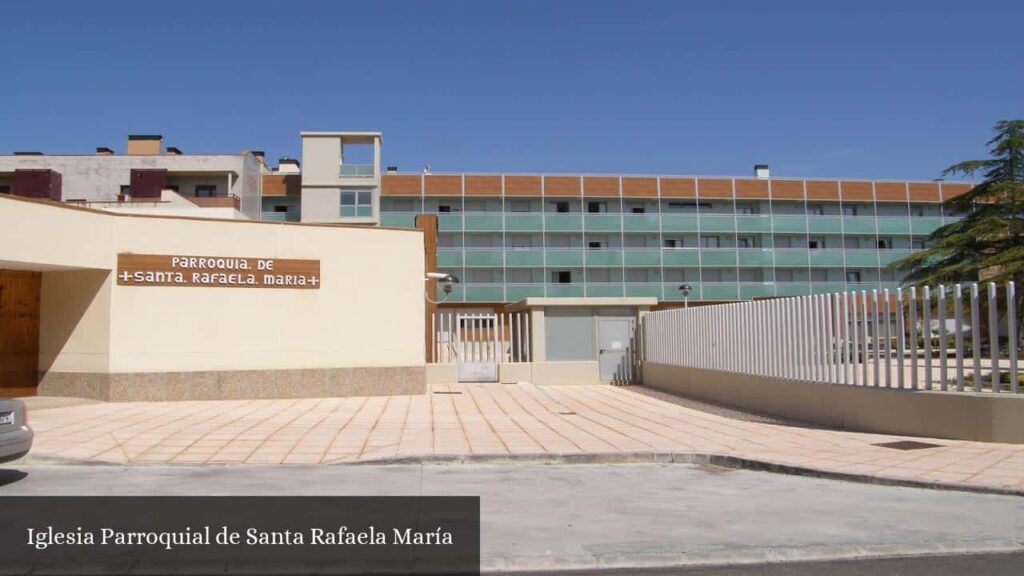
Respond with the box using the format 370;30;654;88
810;283;846;295
876;218;912;235
844;251;879;267
911;217;943;235
699;215;735;233
622;214;660;232
772;215;807;233
261;212;288;222
842;217;876;235
808;249;845;267
586;284;625;297
774;250;809;266
464;285;505;302
878;250;913;266
545;214;583;232
546;249;584;267
504;213;543;232
661;214;699;232
436;250;463;267
739;283;776;299
505;249;544;267
624;249;660;267
662;249;700;266
546;284;585;298
506;285;545;301
585;250;623;266
437;214;463;232
737;250;773;266
660;283;686;301
775;283;811;297
464;214;504;232
584;214;620;232
379;213;416;228
700;250;737;267
736;215;772;233
808;217;842;234
701;284;739;301
625;284;662;298
463;250;503;267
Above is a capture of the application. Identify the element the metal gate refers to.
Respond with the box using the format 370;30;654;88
432;311;531;383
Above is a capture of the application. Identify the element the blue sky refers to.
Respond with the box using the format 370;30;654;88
1;1;1021;180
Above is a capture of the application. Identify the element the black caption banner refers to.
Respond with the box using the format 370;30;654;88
0;496;480;575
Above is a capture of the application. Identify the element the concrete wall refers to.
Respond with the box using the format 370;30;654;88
0;154;261;220
643;363;1024;444
424;361;600;386
0;194;426;400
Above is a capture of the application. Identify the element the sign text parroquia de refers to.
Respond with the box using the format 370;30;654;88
117;254;320;289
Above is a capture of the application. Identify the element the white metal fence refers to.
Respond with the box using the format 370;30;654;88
430;311;531;364
643;282;1021;394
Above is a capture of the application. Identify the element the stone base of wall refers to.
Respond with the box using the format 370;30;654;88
38;367;425;402
644;363;1024;444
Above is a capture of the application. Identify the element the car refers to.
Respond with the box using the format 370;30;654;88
0;398;33;464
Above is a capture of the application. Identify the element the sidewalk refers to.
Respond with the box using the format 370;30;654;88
23;383;1024;492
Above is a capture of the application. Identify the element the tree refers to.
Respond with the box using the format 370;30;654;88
893;120;1024;348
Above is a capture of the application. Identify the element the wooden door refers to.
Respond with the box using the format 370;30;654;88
0;270;41;394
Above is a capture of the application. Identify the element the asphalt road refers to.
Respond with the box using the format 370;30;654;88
2;462;1023;574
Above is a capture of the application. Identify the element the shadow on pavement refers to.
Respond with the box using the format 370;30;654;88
0;469;29;487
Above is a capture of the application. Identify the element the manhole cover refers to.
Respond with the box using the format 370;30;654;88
432;391;462;395
873;440;944;451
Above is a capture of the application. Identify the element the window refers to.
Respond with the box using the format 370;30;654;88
119;185;131;196
273;205;289;213
553;201;570;213
700;236;720;248
341;189;373;217
736;203;756;215
631;207;645;214
702;269;723;282
910;205;925;217
389;199;414;213
587;241;606;250
842;205;858;216
626;269;649;283
811;269;828;282
877;238;891;250
588;269;612;283
438;205;452;213
807;204;824;216
508;199;532;213
776;269;795;282
587;201;608;213
552;271;572;284
625;235;647;248
509;235;532;249
737;237;753;248
846;271;862;283
844;237;861;249
195;185;217;198
808;239;823;250
506;269;533;283
911;239;925;250
664;238;683;248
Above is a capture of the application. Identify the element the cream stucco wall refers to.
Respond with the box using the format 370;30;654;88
0;195;425;377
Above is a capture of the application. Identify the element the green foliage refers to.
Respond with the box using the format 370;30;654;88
893;120;1024;286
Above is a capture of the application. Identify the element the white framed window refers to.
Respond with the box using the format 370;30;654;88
340;189;373;217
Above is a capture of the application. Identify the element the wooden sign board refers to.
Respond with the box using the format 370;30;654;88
117;254;320;289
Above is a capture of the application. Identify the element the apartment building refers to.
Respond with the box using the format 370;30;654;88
373;173;971;305
0;135;264;220
256;131;973;306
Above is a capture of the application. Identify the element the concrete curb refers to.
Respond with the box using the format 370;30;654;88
342;452;1024;497
19;451;1024;497
482;544;1024;574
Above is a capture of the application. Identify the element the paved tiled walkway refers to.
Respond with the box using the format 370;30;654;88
25;383;1024;491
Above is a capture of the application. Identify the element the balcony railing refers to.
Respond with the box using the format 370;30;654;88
339;164;375;178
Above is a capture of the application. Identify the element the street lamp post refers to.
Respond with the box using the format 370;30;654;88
678;283;692;309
